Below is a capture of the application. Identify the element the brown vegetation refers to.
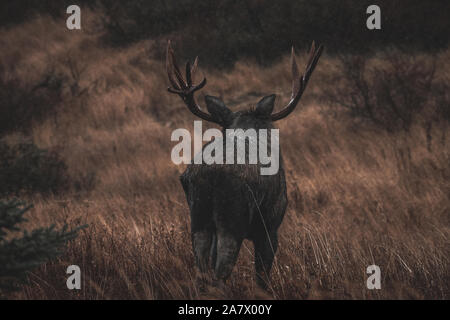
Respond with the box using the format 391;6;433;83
1;12;449;299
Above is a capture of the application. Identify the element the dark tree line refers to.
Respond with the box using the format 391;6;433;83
0;1;448;68
100;0;449;67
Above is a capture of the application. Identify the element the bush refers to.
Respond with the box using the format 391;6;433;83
0;140;69;197
0;64;65;136
0;199;85;296
321;51;447;132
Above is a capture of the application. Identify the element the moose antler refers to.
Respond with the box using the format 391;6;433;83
166;41;220;124
270;41;323;121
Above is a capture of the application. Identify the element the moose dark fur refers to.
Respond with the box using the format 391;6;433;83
166;41;323;289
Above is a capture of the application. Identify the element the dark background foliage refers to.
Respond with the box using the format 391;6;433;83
100;0;450;67
1;0;448;68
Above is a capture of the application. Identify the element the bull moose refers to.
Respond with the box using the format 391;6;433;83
166;41;323;290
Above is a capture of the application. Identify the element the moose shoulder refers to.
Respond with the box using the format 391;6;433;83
166;41;323;290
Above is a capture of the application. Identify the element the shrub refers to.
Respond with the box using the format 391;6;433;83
0;199;85;296
321;51;444;132
0;140;69;197
0;64;65;136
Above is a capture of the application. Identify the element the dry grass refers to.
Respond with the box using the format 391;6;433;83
2;12;449;299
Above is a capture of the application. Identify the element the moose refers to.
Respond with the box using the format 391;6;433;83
166;41;323;290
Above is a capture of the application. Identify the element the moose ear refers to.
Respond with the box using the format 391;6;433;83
255;94;276;117
205;95;233;125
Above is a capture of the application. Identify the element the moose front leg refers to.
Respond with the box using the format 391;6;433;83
192;231;213;273
186;179;215;288
213;230;243;286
